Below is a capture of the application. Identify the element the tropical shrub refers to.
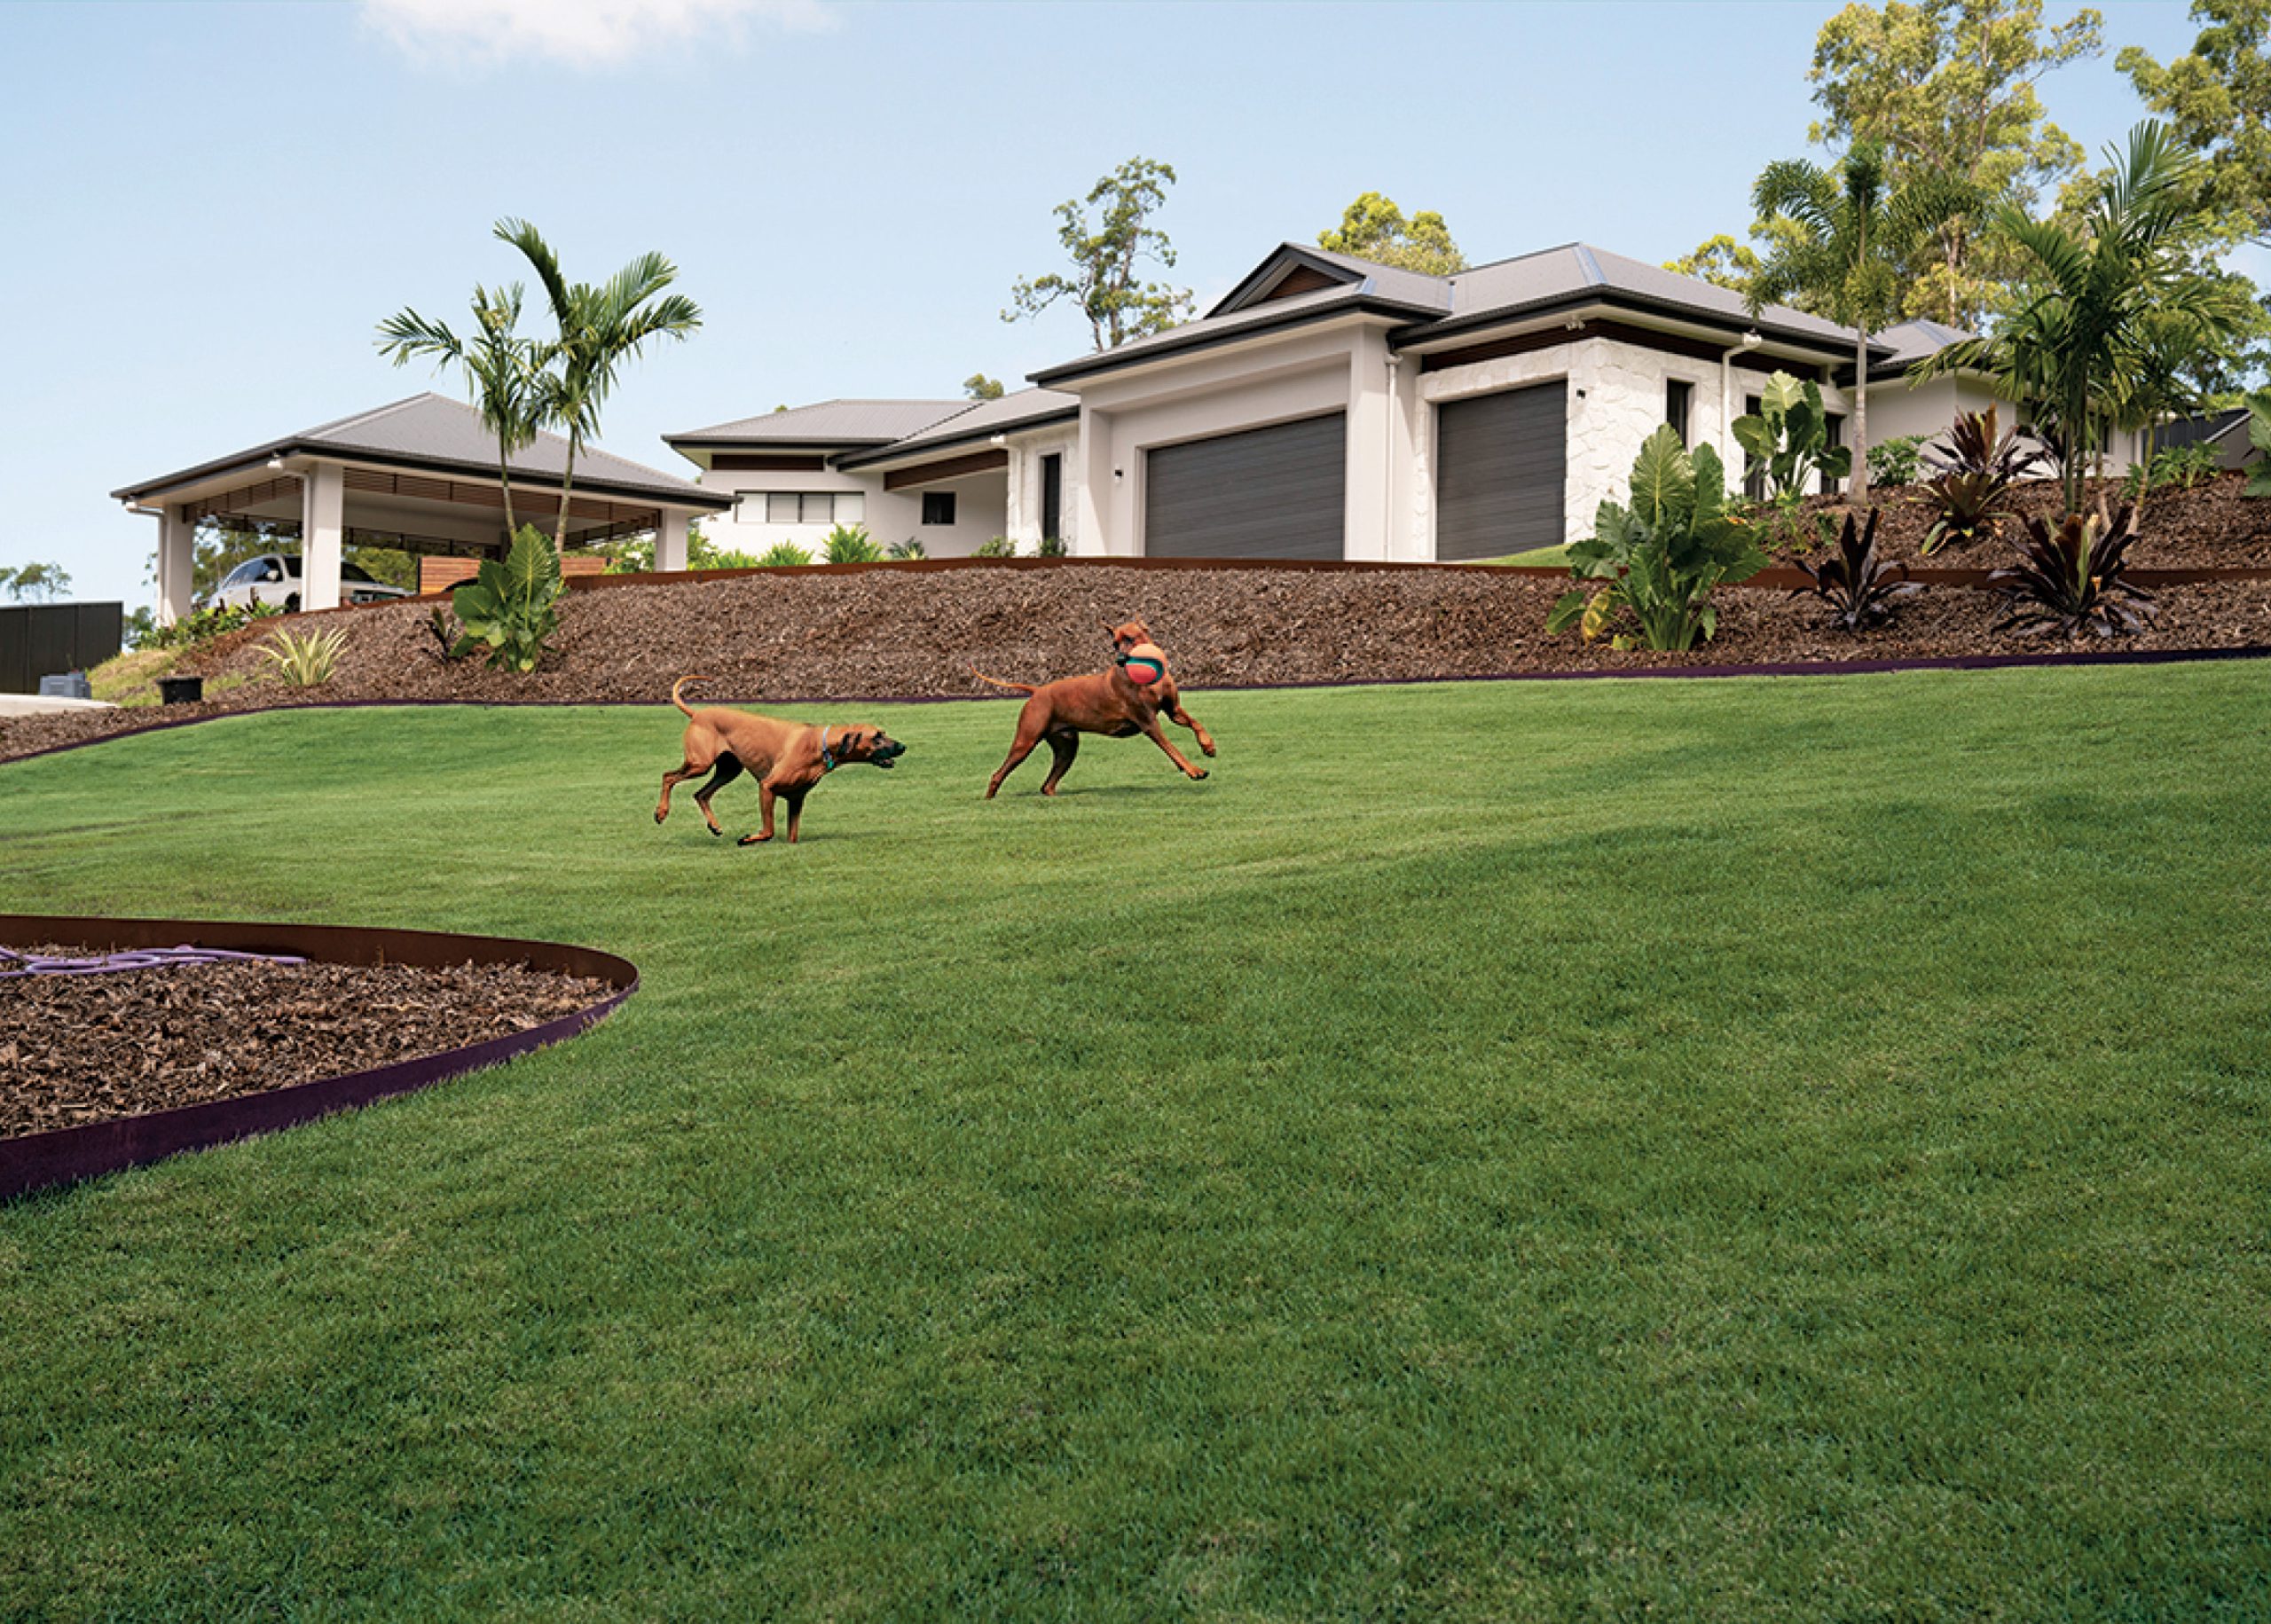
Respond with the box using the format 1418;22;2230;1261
1547;427;1770;651
2123;441;2221;499
144;600;281;650
758;542;813;568
888;537;927;560
822;524;884;564
254;625;349;688
2244;387;2271;498
1920;405;2043;554
973;536;1018;558
450;525;564;673
1989;502;2156;639
1792;508;1921;632
1036;534;1069;557
1733;372;1853;502
1866;435;1928;488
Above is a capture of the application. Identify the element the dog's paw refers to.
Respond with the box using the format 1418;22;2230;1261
653;808;667;824
1189;768;1209;781
709;825;722;837
1201;743;1218;757
737;832;773;846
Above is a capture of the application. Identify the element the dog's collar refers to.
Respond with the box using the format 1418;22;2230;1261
816;726;836;773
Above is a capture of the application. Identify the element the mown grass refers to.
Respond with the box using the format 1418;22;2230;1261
3;668;2268;1620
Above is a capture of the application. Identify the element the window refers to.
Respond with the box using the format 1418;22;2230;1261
922;490;956;526
1665;379;1693;445
1742;395;1765;499
1040;454;1063;543
743;490;859;524
1823;412;1846;493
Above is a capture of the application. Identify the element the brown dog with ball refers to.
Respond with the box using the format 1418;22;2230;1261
970;618;1217;797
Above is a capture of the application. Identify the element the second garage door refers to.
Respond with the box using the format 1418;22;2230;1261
1434;382;1567;560
1143;412;1346;560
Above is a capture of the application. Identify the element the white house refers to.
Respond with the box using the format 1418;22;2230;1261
667;239;2147;565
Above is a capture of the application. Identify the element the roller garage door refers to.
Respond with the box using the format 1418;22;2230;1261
1143;412;1346;559
1434;381;1566;559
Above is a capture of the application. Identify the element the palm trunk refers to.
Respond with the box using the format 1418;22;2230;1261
498;443;518;540
553;435;578;553
1851;328;1871;502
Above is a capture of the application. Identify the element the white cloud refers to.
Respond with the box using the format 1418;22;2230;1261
362;0;833;70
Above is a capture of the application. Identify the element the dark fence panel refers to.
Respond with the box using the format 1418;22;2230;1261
0;602;123;694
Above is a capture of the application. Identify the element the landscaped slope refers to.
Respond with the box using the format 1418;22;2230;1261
4;670;2268;1619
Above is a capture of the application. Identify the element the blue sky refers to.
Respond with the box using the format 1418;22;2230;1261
0;0;2227;607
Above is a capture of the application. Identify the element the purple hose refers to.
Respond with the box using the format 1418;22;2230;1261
0;944;309;978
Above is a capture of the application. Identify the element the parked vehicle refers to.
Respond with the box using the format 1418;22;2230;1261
207;553;411;613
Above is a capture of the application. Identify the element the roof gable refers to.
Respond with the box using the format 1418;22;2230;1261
666;398;968;448
1209;243;1453;320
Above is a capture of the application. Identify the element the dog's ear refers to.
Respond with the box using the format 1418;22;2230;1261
1100;619;1118;639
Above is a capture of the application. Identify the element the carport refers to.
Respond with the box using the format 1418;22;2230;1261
114;394;733;623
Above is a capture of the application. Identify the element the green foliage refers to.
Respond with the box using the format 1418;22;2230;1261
2246;387;2271;496
2119;0;2271;247
449;525;564;673
1036;535;1069;558
821;525;884;564
1733;372;1855;502
1921;122;2258;513
141;600;281;651
1805;0;2104;329
1663;234;1761;296
253;624;349;688
758;542;813;568
1547;427;1771;650
1316;192;1466;275
887;537;927;560
377;279;549;538
122;606;157;649
1866;433;1929;486
1794;506;1923;630
1003;156;1193;350
1990;501;2157;637
2124;440;2223;499
0;560;72;601
1920;404;2045;552
963;373;1005;401
972;536;1018;558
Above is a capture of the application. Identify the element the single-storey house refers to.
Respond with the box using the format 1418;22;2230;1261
670;239;2149;563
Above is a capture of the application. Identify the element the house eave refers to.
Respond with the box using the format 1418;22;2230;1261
1393;288;1892;365
1028;296;1442;389
115;442;733;511
834;408;1081;472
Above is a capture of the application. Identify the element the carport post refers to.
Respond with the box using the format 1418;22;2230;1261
656;510;690;573
155;504;195;626
300;462;345;611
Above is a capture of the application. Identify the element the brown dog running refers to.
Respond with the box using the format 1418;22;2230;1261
655;675;907;845
971;618;1217;798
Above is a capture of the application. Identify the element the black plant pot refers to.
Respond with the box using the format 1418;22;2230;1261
158;676;203;706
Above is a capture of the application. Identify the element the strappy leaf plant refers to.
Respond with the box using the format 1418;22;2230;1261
758;542;813;568
1547;427;1771;651
1989;501;2156;639
1919;404;2045;553
822;525;884;563
1792;507;1922;631
253;624;350;687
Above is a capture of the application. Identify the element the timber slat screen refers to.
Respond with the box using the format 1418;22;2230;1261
0;602;124;694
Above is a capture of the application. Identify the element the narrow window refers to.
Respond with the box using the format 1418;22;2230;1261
836;491;864;524
1742;394;1766;500
800;493;834;524
1665;379;1693;445
1040;453;1064;542
735;491;766;522
1824;412;1846;494
766;492;799;523
922;491;956;526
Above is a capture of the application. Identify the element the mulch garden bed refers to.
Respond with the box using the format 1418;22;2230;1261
1;949;608;1137
6;473;2268;766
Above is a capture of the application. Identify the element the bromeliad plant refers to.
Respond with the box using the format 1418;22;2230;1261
758;542;813;568
1919;405;2045;554
1548;428;1770;651
822;524;884;563
1989;501;2156;639
253;625;349;688
450;525;565;672
1792;507;1921;632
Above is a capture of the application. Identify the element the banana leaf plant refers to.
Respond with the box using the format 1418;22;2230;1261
1547;428;1771;651
452;524;566;672
1732;371;1853;503
1919;404;2044;554
1792;507;1921;631
1988;501;2155;639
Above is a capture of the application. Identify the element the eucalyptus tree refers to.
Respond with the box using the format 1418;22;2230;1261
377;283;548;538
1920;121;2254;512
1004;157;1193;351
494;219;703;550
1748;142;1981;499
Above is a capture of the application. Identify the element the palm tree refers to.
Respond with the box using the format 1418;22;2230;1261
493;219;703;550
1921;122;2251;514
1748;144;1979;501
376;283;548;538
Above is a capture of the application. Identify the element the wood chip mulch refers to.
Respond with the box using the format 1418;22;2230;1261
0;950;609;1138
1795;469;2271;569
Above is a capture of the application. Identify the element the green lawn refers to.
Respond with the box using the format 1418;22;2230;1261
4;670;2268;1620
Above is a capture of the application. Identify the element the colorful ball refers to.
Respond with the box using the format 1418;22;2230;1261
1121;645;1167;685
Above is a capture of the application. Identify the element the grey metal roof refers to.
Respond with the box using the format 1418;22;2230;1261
665;398;968;448
1874;318;1976;368
114;393;729;506
1031;283;1438;387
835;388;1080;468
1434;242;1866;350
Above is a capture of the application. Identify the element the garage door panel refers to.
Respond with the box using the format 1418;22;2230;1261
1434;383;1566;559
1145;413;1345;560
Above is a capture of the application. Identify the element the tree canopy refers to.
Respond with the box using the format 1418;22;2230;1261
963;373;1005;401
2119;0;2271;247
1316;192;1466;276
1004;157;1194;351
1664;234;1763;296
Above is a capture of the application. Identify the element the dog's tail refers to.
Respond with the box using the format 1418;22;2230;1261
671;674;711;717
967;664;1036;696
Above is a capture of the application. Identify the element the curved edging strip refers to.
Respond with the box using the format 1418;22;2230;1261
0;915;637;1203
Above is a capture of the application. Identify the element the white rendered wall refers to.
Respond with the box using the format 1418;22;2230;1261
693;463;1005;558
1005;427;1080;551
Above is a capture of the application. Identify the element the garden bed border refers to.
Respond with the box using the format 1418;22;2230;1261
0;915;637;1202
